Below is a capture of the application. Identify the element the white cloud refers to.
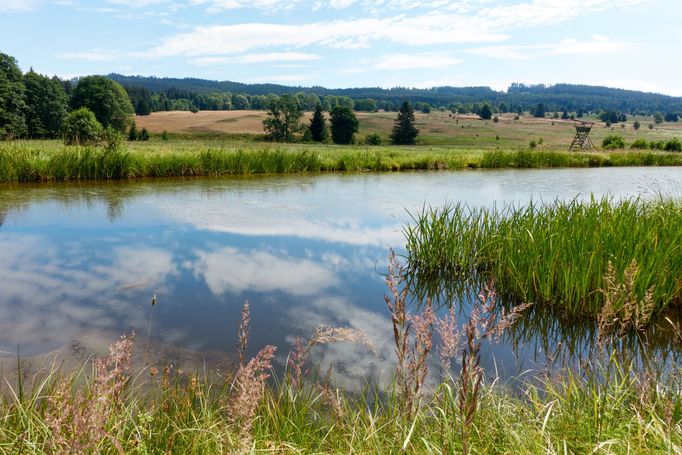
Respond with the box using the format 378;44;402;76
189;247;339;296
191;52;320;66
467;36;632;60
57;49;122;61
0;0;38;11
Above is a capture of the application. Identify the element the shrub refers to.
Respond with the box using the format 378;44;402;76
602;135;625;149
365;133;382;145
665;137;682;152
128;122;138;141
633;120;641;130
62;108;103;145
493;116;499;123
101;127;123;151
630;139;649;149
529;140;537;149
139;128;150;141
161;130;169;141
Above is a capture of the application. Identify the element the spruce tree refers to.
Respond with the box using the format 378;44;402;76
390;101;419;145
309;103;327;142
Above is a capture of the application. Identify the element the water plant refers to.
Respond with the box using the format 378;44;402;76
404;197;682;325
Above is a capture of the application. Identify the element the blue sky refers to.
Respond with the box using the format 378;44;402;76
1;0;680;95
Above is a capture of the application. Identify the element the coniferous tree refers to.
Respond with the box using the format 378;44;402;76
479;104;492;120
390;101;419;145
128;121;138;141
329;106;358;145
309;103;327;142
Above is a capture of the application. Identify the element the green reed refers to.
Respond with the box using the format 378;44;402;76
2;141;682;182
404;197;682;320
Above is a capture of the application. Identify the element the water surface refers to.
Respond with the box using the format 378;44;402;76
1;168;681;387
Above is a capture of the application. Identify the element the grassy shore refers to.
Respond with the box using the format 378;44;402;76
404;198;682;325
1;140;682;182
2;291;681;454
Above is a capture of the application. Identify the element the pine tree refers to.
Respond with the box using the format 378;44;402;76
128;121;138;141
309;103;327;142
390;101;419;145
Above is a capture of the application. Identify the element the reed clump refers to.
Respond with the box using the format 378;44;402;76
404;197;682;323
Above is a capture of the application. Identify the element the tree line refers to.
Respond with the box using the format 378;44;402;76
110;74;682;116
0;52;136;141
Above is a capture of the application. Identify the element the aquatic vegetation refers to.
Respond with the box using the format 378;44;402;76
404;197;682;323
2;141;682;182
1;260;682;453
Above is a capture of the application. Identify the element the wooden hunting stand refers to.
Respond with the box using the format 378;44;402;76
569;121;595;151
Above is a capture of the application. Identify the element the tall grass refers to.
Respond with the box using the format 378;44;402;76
1;141;682;182
404;197;682;323
2;272;681;454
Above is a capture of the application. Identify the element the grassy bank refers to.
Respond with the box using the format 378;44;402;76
404;198;682;323
1;141;682;182
2;279;681;454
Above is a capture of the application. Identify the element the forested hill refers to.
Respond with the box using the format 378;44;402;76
108;74;682;114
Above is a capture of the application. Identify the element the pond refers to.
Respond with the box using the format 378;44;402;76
1;167;681;388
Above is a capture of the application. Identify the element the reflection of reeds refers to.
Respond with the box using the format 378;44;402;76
2;257;681;452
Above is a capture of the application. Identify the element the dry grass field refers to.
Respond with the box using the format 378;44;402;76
134;110;682;149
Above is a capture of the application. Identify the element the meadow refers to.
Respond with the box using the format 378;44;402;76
1;111;681;182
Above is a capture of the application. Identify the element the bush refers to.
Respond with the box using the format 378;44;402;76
62;108;103;145
529;140;537;149
101;127;123;151
493;116;499;123
633;120;641;130
139;128;150;141
665;137;682;152
161;130;169;141
630;139;649;149
365;133;382;145
602;135;625;149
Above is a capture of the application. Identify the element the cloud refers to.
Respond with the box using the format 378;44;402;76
191;52;321;66
467;35;632;60
145;15;506;58
56;50;122;61
0;0;38;11
189;247;339;296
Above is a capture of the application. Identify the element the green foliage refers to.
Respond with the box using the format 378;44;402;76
263;94;303;142
633;120;641;130
654;112;664;124
139;128;150;141
561;110;569;120
329;106;359;145
70;76;134;132
365;133;382;145
0;52;27;139
62;108;103;145
479;104;492;120
128;121;138;141
308;104;327;143
602;135;625;149
23;71;68;138
665;137;681;152
101;127;123;151
405;198;682;319
161;130;169;141
630;138;649;149
390;101;419;145
533;103;546;118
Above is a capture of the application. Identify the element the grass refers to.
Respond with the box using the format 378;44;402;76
1;140;682;182
2;278;681;454
404;197;682;323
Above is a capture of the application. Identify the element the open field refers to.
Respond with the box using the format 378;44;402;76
135;110;682;149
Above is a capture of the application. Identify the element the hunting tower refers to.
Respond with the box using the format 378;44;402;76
569;121;595;151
